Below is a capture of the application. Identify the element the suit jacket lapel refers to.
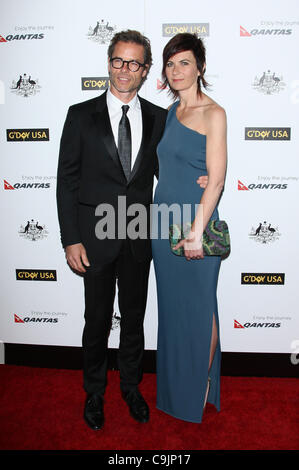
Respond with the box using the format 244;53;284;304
92;92;155;184
92;92;124;173
129;97;155;183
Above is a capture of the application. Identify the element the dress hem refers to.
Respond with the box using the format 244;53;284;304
156;405;204;424
156;402;220;424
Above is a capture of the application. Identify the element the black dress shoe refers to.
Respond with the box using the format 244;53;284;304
84;394;104;430
122;389;149;423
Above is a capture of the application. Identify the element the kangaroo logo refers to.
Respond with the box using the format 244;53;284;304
18;219;48;241
10;73;41;97
252;70;286;95
249;221;281;244
87;19;116;44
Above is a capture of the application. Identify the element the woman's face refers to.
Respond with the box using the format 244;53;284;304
165;50;200;93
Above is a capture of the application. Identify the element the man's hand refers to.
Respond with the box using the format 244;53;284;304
197;175;208;188
65;243;90;273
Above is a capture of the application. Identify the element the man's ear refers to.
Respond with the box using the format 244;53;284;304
142;64;149;78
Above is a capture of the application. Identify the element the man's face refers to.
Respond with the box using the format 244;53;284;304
108;41;148;102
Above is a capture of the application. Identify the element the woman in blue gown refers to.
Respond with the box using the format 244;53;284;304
152;33;227;423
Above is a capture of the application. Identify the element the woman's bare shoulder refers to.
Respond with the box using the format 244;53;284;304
204;100;226;129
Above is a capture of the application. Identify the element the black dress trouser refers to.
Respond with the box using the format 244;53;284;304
82;240;151;396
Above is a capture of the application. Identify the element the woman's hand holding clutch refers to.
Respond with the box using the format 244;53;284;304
174;231;204;261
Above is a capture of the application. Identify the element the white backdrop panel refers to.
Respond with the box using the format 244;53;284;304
1;0;298;354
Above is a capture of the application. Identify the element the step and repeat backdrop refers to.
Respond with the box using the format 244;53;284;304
1;0;298;359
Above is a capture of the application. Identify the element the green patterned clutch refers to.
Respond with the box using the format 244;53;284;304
169;220;230;257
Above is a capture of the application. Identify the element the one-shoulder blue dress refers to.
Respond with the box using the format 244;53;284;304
152;101;221;423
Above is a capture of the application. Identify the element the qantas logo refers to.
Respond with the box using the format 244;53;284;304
234;320;245;328
4;180;14;190
14;314;24;323
240;26;251;37
238;180;248;190
14;314;58;323
4;179;50;189
0;33;44;43
240;25;292;36
234;319;281;328
238;180;287;190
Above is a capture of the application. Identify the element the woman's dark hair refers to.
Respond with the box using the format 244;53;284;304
161;33;209;98
108;29;153;71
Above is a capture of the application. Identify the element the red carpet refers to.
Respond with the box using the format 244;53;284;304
0;365;298;451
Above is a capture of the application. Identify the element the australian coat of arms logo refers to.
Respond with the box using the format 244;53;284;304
11;73;41;97
249;221;281;244
19;219;48;241
252;70;285;95
87;19;116;44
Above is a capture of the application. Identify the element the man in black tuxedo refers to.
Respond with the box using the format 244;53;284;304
57;30;206;430
57;30;167;430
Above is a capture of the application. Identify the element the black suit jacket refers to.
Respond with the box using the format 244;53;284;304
56;91;167;268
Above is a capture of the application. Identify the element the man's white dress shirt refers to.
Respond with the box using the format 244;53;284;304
106;88;142;170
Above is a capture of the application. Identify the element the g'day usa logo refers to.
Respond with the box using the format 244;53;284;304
241;273;285;285
245;127;291;140
162;23;210;37
81;77;110;90
16;269;57;281
7;129;49;141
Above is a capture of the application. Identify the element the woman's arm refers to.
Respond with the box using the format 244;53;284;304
194;105;227;232
175;106;227;260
